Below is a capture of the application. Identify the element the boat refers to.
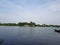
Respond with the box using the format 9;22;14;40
54;29;60;33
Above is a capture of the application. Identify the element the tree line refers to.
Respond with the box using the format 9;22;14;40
0;21;60;27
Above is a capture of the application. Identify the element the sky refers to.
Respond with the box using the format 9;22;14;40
0;0;60;25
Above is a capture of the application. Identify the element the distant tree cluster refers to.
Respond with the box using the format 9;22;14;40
0;23;17;26
0;21;60;27
18;21;36;27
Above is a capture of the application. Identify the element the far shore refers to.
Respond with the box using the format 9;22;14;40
0;21;60;27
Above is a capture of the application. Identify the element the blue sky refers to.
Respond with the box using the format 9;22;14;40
0;0;60;25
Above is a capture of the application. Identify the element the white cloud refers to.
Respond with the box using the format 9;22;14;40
47;1;60;12
0;0;60;24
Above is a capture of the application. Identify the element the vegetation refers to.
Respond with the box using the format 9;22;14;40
0;23;17;26
18;21;36;27
0;21;60;27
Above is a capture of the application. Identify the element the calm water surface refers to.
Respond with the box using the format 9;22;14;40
0;26;60;45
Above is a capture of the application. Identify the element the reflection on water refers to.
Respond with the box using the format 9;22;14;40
0;26;60;45
0;40;4;45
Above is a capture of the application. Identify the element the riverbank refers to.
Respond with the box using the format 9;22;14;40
0;21;60;27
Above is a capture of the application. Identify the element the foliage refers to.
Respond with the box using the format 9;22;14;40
0;22;60;27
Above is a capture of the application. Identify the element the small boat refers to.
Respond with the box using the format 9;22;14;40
54;29;60;33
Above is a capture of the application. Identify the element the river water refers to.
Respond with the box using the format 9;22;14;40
0;26;60;45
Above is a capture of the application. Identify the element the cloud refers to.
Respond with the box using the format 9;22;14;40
47;1;60;12
0;0;60;24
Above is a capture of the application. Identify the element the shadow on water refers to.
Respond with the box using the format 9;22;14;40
0;40;4;45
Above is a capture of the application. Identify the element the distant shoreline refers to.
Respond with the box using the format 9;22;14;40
0;26;59;28
0;21;60;27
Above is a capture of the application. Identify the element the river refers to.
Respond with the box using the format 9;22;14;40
0;26;60;45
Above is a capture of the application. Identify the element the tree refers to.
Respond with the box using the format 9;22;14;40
28;21;36;27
